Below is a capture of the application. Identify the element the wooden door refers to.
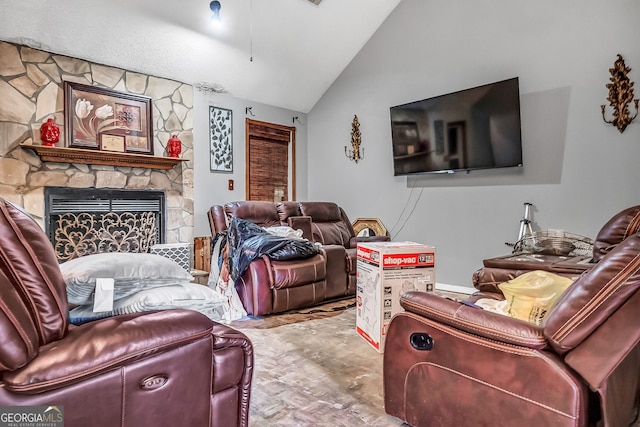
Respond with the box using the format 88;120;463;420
446;121;466;170
245;119;296;201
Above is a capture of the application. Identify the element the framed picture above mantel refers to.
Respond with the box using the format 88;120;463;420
64;81;154;155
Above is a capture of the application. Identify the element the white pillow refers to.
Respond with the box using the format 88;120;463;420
262;225;304;239
61;252;194;305
68;282;227;324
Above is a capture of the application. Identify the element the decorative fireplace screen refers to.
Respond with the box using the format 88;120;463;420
45;188;165;262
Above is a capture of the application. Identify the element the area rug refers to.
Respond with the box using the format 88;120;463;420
230;298;357;329
232;307;406;426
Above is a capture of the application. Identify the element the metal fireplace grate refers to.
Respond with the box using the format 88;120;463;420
44;187;166;262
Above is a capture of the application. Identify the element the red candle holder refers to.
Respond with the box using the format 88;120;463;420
40;118;60;147
167;134;182;158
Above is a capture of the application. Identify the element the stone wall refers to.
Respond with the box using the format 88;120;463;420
0;40;194;244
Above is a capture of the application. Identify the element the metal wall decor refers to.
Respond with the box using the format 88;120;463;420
53;212;157;262
209;106;233;172
601;54;639;133
345;114;363;163
352;217;389;237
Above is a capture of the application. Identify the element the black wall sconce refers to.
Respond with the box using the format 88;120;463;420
601;54;639;133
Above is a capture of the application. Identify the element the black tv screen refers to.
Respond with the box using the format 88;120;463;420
390;77;523;176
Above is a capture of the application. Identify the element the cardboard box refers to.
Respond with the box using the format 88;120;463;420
356;241;435;353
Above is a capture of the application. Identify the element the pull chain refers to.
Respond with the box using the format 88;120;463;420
249;0;254;62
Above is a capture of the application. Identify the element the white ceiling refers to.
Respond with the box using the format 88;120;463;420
1;0;401;113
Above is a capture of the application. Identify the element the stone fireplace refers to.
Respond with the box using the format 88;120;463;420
45;187;166;262
0;40;194;246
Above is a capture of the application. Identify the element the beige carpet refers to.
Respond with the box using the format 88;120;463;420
231;302;406;426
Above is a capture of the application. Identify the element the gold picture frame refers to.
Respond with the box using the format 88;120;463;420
100;134;125;152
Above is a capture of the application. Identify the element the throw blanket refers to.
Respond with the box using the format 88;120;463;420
208;231;247;323
226;217;320;282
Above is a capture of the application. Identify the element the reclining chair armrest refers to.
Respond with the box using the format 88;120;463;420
211;322;253;351
3;310;214;393
350;235;391;248
209;205;229;235
210;322;254;389
209;322;254;423
287;215;313;241
472;267;531;293
400;291;548;350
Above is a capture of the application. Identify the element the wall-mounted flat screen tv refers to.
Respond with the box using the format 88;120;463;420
390;77;523;176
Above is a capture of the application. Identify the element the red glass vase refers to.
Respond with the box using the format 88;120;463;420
167;134;182;158
40;118;60;147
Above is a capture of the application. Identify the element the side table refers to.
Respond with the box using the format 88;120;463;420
191;269;210;286
482;253;595;274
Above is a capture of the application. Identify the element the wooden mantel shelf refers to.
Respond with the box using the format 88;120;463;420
21;144;187;170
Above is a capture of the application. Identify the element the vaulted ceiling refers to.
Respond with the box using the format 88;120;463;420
1;0;401;112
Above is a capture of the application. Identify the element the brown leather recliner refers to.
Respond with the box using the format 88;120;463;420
208;201;389;316
296;201;390;294
474;205;640;292
0;197;254;427
383;232;640;427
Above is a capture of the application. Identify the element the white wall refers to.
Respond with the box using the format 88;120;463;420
307;0;640;290
192;91;308;237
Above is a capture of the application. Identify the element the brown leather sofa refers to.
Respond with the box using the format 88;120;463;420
0;197;253;427
208;201;389;316
473;204;640;293
383;232;640;427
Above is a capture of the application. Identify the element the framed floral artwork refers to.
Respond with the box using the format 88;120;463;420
64;81;153;154
209;106;233;172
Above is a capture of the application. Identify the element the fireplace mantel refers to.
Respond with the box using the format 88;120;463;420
21;144;187;170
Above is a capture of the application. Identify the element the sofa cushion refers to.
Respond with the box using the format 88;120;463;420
0;268;40;371
345;248;358;274
276;201;301;223
298;202;342;222
265;254;327;290
592;205;640;262
298;202;353;246
0;198;67;347
225;201;282;228
545;233;640;354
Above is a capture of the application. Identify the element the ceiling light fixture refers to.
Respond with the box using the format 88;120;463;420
210;1;221;24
